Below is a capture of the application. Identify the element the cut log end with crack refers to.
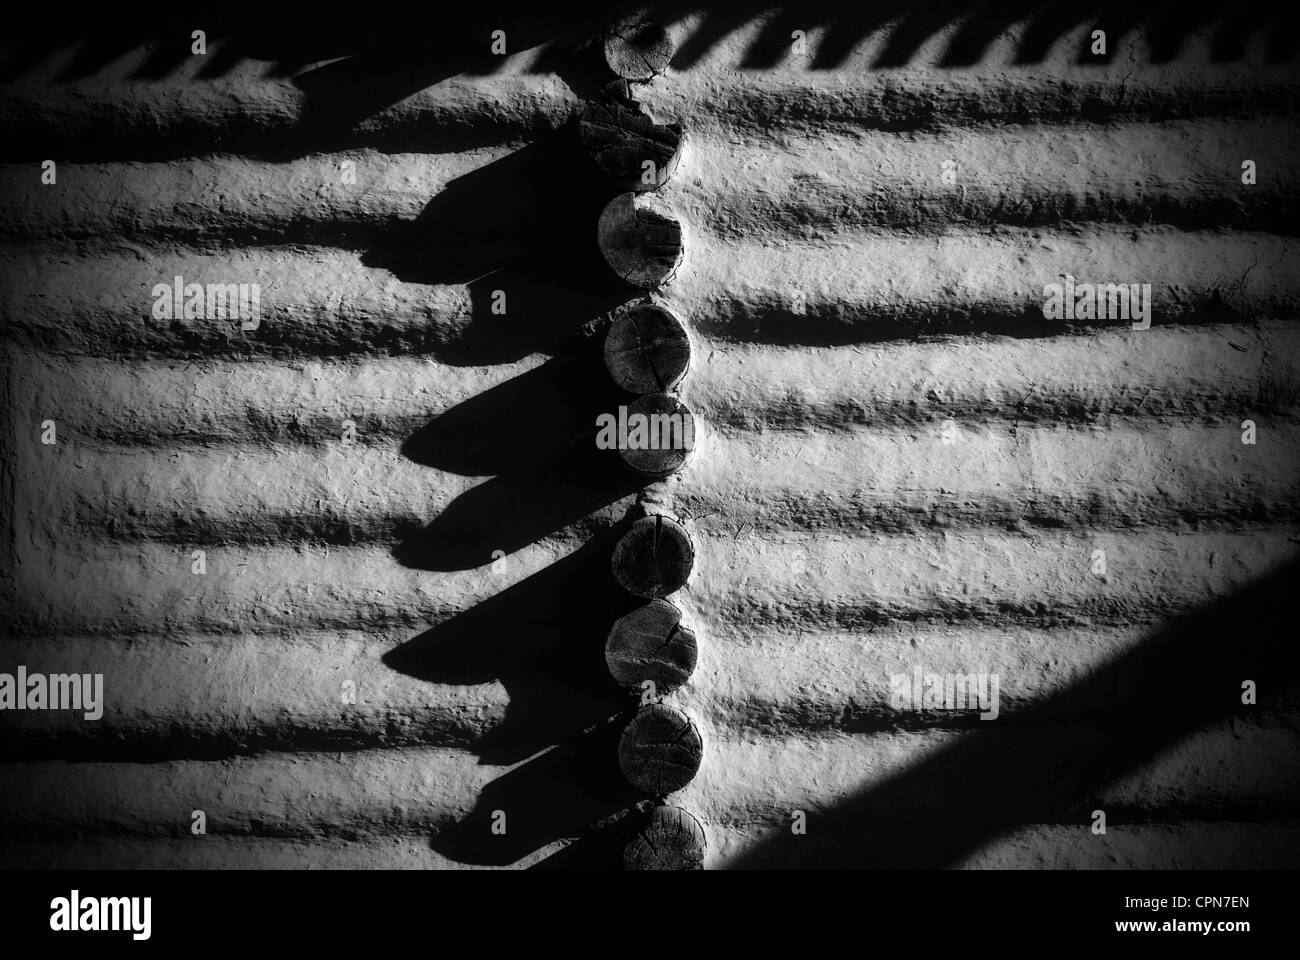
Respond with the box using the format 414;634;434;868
603;21;674;81
616;393;697;480
611;513;695;597
623;805;707;870
597;191;685;290
606;598;699;696
578;98;685;192
618;704;705;795
604;301;692;393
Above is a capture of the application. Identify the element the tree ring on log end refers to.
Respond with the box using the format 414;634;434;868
597;191;685;290
616;393;695;479
618;703;704;794
623;805;707;870
603;301;691;394
604;21;674;80
578;99;684;191
611;514;694;597
606;598;698;696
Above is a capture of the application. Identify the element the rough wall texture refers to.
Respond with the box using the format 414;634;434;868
1;3;1299;869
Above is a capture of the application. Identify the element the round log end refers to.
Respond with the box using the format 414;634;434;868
616;393;696;479
577;99;684;192
603;302;692;393
604;22;674;80
606;598;698;695
597;191;685;290
623;805;707;870
611;514;694;597
618;703;704;794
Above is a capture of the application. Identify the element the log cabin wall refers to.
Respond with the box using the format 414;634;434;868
1;2;1299;869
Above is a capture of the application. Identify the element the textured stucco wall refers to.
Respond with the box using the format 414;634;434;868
1;3;1299;868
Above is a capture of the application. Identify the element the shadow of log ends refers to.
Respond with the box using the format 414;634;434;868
379;110;669;860
429;714;648;866
387;508;673;864
391;437;644;572
400;352;615;476
385;529;644;762
363;129;638;365
367;131;609;281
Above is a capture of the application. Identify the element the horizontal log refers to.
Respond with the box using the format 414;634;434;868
5;119;1292;247
0;147;510;248
0;835;539;869
695;628;1300;736
675;420;1300;533
0;247;472;358
5;541;564;637
12;324;1299;448
3;621;1297;757
661;229;1300;345
0;725;1292;845
677;725;1300;828
0;57;577;161
4;229;1294;357
693;323;1300;430
4;530;1296;638
0;747;484;840
0;630;509;758
671;120;1300;238
11;422;1296;550
685;530;1300;630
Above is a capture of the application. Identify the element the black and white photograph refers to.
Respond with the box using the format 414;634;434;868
0;0;1296;940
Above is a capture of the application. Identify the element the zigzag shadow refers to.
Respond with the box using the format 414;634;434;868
430;713;651;867
401;352;618;476
391;335;646;572
385;521;654;866
387;524;643;762
373;60;668;863
5;2;1293;168
6;1;1293;87
383;293;649;865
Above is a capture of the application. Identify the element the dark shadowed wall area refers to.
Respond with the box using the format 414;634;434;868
1;1;1299;869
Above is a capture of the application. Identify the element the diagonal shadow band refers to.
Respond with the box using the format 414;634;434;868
729;556;1300;868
